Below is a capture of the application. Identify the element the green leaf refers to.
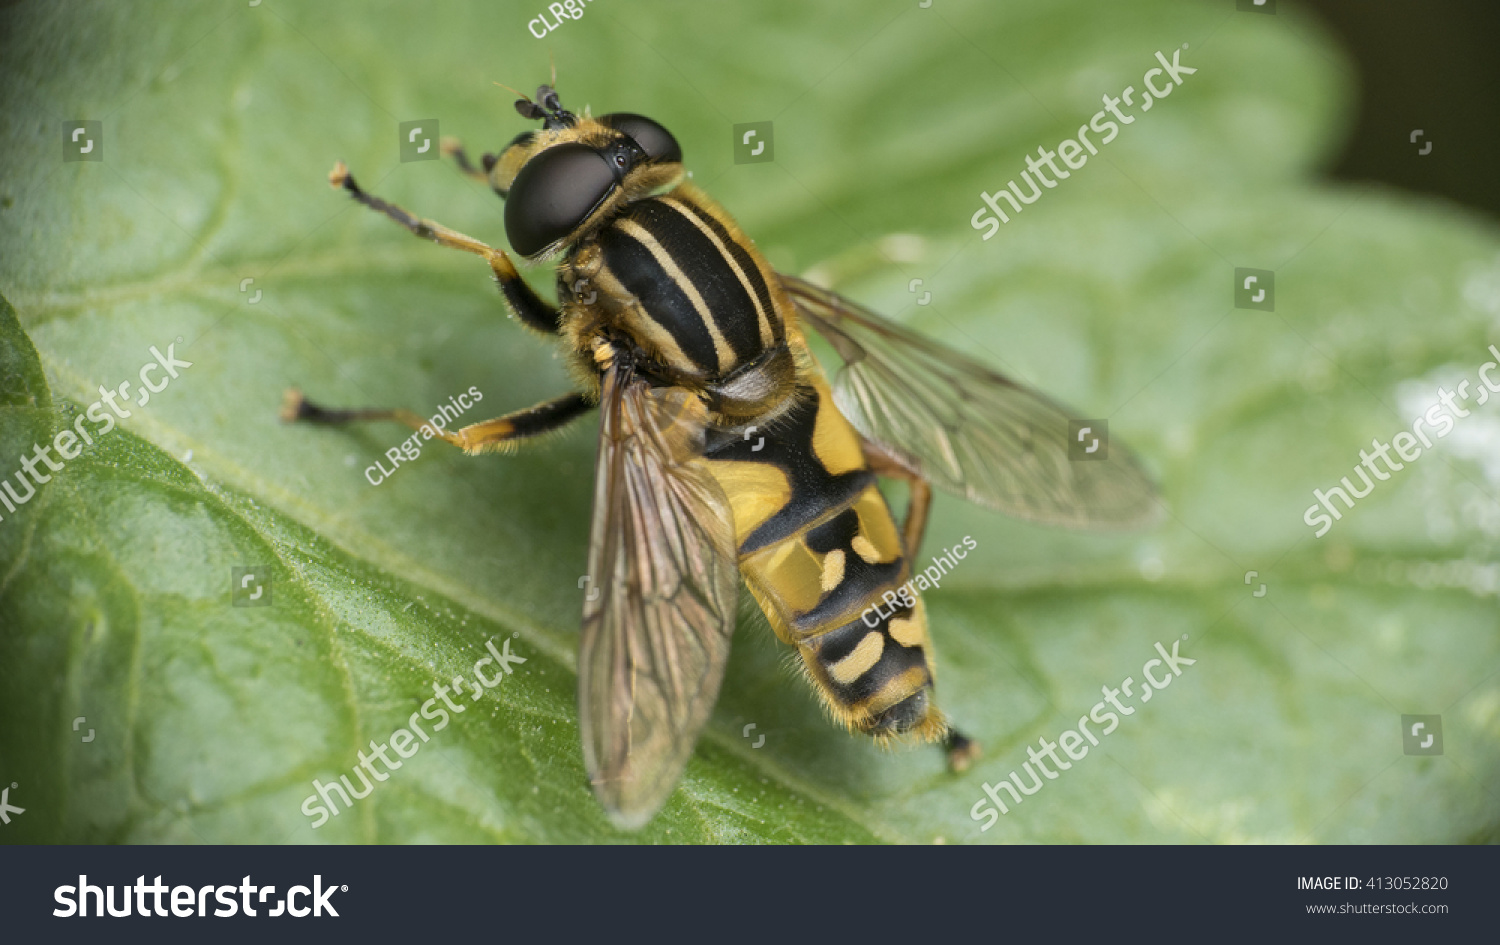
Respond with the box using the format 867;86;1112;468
2;0;1497;843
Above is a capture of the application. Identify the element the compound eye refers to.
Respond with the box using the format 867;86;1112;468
598;112;682;164
504;142;616;257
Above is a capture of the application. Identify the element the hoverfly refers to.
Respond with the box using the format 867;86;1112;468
283;81;1158;829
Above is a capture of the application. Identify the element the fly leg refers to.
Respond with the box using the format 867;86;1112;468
941;729;981;774
860;438;933;558
281;389;593;454
440;137;498;185
328;162;562;335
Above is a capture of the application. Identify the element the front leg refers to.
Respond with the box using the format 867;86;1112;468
329;162;562;335
440;136;498;187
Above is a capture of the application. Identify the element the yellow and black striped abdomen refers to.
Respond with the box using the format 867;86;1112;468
700;372;946;741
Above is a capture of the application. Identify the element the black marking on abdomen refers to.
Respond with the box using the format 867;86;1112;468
703;385;873;554
793;557;902;637
794;505;905;635
805;508;859;554
808;610;930;708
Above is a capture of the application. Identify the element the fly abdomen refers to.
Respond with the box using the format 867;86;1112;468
702;373;945;741
802;598;941;739
741;482;944;739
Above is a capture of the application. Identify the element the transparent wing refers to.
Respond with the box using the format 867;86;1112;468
782;274;1160;528
578;362;740;829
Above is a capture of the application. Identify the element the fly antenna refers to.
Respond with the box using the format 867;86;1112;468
496;81;548;121
533;81;576;129
494;80;531;101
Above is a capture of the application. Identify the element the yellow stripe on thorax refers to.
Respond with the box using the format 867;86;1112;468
614;218;735;373
658;196;776;348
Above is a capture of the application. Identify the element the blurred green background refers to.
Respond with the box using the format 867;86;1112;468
1;0;1497;843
